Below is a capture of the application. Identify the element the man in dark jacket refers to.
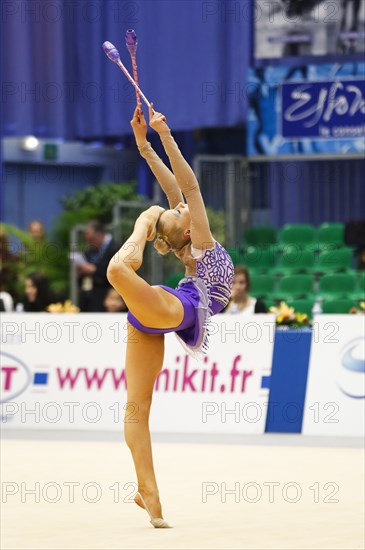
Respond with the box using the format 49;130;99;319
78;221;120;312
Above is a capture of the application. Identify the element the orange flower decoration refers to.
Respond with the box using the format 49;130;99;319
47;300;80;313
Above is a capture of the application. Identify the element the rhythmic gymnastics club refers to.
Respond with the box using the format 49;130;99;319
102;41;153;109
125;29;141;109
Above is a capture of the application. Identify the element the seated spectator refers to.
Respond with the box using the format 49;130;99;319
27;220;46;242
22;272;61;312
103;288;128;313
224;266;267;315
0;291;14;312
77;221;120;312
0;229;20;303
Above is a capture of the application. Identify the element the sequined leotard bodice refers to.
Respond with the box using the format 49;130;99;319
189;241;234;314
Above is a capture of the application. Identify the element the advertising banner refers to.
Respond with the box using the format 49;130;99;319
247;63;365;156
302;315;365;436
0;314;275;435
281;79;365;139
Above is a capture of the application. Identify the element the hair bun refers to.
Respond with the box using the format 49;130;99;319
154;235;171;256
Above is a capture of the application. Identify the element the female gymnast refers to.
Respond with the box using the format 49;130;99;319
107;105;234;528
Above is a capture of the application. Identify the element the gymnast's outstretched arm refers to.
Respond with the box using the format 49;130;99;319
148;105;214;250
130;107;183;208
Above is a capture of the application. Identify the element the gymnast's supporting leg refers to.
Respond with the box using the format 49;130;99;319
124;324;165;519
107;208;183;521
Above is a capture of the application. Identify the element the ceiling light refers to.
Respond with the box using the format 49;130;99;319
20;136;39;151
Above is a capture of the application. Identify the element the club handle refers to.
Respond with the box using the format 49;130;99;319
116;60;151;107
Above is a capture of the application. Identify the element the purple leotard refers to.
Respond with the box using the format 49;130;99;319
127;242;234;358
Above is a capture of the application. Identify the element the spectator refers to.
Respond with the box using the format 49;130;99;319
0;229;19;303
224;266;267;315
103;288;128;313
24;220;50;275
77;221;120;312
0;291;14;312
27;220;46;242
22;272;60;312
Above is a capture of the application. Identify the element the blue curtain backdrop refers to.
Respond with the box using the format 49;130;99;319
1;0;251;139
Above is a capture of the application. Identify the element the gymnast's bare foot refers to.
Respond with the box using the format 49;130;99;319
134;488;163;519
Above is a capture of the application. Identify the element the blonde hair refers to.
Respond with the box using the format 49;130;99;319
154;235;171;255
153;215;190;256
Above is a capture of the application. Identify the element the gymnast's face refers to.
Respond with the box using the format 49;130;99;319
161;202;191;238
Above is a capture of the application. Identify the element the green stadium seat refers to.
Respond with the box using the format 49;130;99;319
250;274;275;299
227;248;242;266
322;298;358;314
318;273;357;300
287;299;315;319
317;223;344;247
273;245;315;275
315;247;354;274
244;226;277;246
306;223;345;253
273;274;314;301
356;271;365;300
164;272;185;288
239;246;276;274
279;224;316;247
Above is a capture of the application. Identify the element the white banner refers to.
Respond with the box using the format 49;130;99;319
302;315;365;436
0;314;275;434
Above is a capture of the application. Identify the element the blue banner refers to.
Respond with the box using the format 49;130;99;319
282;79;365;139
247;63;365;156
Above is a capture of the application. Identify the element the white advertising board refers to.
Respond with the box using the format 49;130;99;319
302;315;365;436
0;314;275;434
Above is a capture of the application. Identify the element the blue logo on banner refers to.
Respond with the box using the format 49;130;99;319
34;372;49;385
282;79;365;139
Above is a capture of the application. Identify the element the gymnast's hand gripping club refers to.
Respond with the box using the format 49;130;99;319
102;41;153;110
